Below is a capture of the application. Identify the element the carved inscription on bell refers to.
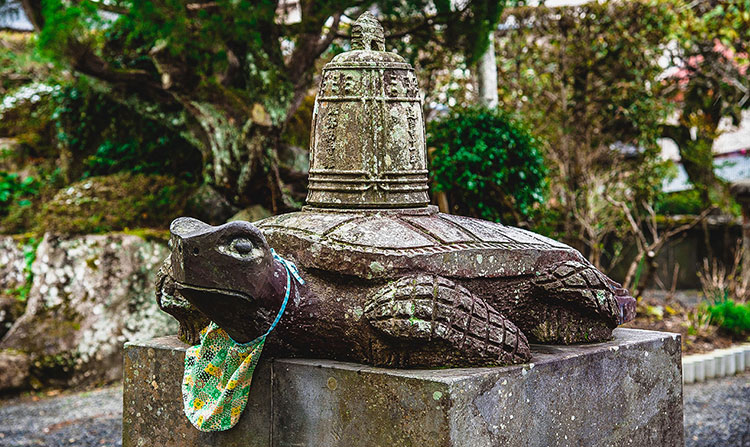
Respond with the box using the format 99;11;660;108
306;25;428;207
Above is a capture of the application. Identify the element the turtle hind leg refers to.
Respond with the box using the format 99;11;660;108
529;260;622;344
364;274;531;367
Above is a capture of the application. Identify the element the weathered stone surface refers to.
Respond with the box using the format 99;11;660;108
0;233;178;389
227;205;271;223
40;173;194;234
0;236;27;292
123;336;271;447
123;328;683;447
306;12;429;208
0;350;30;390
159;208;633;366
0;236;30;339
0;297;23;340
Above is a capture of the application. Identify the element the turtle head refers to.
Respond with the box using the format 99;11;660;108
610;281;637;325
167;217;286;343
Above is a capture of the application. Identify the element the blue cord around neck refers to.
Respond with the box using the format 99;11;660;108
233;249;304;347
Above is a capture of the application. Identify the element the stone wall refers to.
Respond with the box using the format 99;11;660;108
0;233;177;391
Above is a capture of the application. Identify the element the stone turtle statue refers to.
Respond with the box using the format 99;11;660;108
158;207;634;368
156;12;636;368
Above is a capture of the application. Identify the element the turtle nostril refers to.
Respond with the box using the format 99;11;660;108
192;247;199;255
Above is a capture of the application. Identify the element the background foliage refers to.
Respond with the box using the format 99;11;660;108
0;0;748;296
493;0;676;269
21;0;508;212
51;79;202;181
708;299;750;336
428;107;546;224
659;0;750;207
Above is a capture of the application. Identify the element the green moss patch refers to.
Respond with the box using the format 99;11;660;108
39;173;195;235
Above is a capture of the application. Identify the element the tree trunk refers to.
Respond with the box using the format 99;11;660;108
182;101;289;213
678;137;718;205
19;0;44;30
663;124;720;206
477;32;499;109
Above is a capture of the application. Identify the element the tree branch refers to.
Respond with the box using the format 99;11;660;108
68;41;156;86
284;8;348;126
662;206;715;240
90;1;128;15
186;2;219;11
19;0;43;31
315;12;342;55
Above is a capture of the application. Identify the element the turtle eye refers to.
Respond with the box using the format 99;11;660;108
229;237;259;257
234;239;254;254
217;236;265;261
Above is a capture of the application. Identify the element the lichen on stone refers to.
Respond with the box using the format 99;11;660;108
0;232;179;390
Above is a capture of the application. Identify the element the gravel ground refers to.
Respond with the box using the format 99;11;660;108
684;371;750;447
0;373;748;447
0;386;122;447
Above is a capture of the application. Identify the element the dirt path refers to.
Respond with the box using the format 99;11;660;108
684;371;750;447
0;372;748;447
0;386;122;447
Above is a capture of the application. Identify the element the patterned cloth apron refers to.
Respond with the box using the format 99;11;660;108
181;249;304;431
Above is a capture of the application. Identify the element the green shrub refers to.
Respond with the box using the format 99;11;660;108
707;299;750;336
0;172;39;215
0;167;65;234
0;93;58;162
427;107;547;223
655;189;705;215
51;80;202;181
0;31;53;95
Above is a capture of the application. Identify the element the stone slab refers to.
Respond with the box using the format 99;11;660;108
123;328;683;447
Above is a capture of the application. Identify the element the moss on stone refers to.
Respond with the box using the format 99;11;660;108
122;228;171;244
38;173;196;235
29;351;79;389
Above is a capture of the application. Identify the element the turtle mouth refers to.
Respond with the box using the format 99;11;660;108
173;281;255;304
172;280;263;343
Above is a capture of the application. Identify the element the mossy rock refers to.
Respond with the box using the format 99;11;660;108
0;232;178;390
39;173;196;234
0;297;24;339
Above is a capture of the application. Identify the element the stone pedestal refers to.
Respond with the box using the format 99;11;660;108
122;328;683;447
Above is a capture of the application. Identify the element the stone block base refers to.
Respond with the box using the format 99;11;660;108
123;328;683;447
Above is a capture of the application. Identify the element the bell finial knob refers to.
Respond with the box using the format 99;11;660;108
351;12;385;51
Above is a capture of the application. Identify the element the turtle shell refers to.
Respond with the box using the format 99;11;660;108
257;206;581;280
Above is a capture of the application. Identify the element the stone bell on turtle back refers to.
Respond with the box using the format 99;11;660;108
306;11;429;208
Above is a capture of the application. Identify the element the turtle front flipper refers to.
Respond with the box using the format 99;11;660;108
364;274;531;367
529;260;624;343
